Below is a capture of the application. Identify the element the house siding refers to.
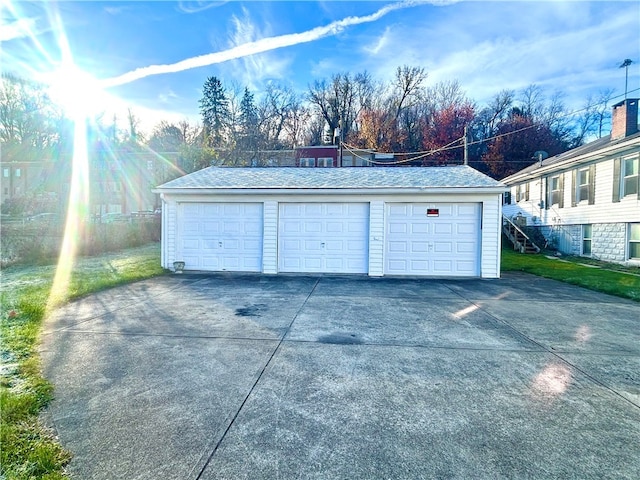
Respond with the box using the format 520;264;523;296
262;201;278;274
481;197;501;279
368;201;385;277
164;200;177;269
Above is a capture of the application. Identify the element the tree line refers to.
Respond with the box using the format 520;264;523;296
187;66;615;177
1;67;615;185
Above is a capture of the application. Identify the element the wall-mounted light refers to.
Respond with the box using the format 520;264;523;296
173;261;185;273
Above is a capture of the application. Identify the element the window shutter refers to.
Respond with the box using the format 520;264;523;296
545;177;550;209
525;183;530;201
612;158;621;203
571;169;577;207
558;173;565;208
588;164;596;205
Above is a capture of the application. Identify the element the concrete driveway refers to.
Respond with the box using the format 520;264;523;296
40;272;640;479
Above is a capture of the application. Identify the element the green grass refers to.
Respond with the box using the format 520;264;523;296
501;247;640;302
1;243;165;479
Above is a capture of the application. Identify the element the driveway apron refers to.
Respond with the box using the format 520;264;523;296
40;272;640;479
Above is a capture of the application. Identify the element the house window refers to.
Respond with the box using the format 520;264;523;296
577;168;590;202
299;158;315;167
317;157;333;167
582;225;592;256
342;155;353;167
549;175;562;206
3;168;8;178
623;157;639;197
613;155;639;202
629;223;640;260
516;183;530;202
15;168;21;178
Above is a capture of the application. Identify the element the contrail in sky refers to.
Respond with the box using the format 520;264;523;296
100;0;435;88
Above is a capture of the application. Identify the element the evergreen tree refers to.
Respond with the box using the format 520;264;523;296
199;76;229;147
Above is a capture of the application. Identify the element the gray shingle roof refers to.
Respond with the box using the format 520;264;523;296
156;165;504;191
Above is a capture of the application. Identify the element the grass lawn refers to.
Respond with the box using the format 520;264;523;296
1;243;165;479
501;247;640;302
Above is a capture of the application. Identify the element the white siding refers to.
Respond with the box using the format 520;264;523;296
504;158;640;226
368;201;385;276
481;197;501;279
164;200;178;269
262;201;278;274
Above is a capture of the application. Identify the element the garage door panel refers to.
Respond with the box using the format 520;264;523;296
279;203;369;273
433;223;453;235
434;242;453;253
456;223;476;235
433;260;453;273
388;241;407;253
389;223;408;234
410;223;428;234
178;203;263;272
326;222;344;233
385;203;480;277
304;222;322;233
411;242;429;253
456;242;475;253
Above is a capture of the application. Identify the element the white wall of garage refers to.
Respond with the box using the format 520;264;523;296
160;192;502;278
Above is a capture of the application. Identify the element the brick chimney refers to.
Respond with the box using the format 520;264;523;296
611;98;639;140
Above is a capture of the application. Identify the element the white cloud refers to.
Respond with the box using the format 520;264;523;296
177;1;229;14
225;7;293;90
100;0;435;88
363;26;392;55
157;89;179;104
0;17;37;41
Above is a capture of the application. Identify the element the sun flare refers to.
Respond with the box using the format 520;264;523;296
42;64;112;118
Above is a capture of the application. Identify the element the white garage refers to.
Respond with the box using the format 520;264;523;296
156;166;505;278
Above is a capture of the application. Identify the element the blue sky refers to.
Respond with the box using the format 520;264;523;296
2;1;639;134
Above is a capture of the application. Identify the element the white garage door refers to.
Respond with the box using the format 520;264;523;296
178;203;263;272
385;203;481;276
279;203;369;273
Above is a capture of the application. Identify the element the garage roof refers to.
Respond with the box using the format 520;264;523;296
156;165;505;191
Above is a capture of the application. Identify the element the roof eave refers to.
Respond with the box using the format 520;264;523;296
503;135;640;185
153;186;506;196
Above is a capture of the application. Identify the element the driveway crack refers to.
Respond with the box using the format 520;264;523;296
192;276;321;479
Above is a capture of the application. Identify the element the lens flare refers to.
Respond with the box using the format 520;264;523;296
46;116;90;311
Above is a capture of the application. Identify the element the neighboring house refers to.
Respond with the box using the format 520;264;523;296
502;98;640;265
154;165;505;278
1;150;160;217
294;145;377;167
0;160;59;209
295;145;339;167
